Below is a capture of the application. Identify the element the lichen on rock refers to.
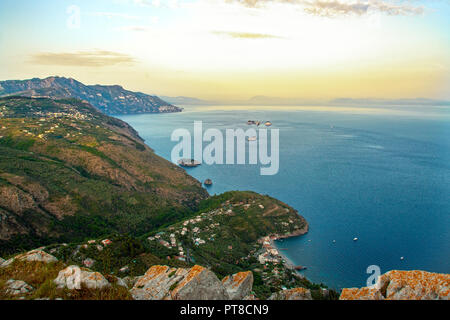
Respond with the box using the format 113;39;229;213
5;279;34;296
340;287;384;300
130;265;230;300
54;265;111;290
269;287;312;300
340;270;450;300
1;249;58;268
222;271;254;300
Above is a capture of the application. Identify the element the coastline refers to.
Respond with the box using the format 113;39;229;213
269;219;309;272
270;239;297;270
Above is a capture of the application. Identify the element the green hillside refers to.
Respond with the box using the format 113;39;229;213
0;97;207;254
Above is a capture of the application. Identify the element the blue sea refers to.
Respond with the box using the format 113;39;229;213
119;105;450;289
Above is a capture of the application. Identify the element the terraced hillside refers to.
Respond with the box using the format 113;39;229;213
0;97;207;254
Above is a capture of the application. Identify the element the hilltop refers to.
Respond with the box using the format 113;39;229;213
0;96;206;254
0;77;181;115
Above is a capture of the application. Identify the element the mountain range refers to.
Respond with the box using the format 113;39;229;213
0;77;182;115
161;95;450;107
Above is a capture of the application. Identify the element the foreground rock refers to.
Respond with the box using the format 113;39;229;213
269;288;312;300
123;276;140;288
112;276;128;288
130;265;230;300
222;271;254;300
54;265;111;290
340;270;450;300
1;250;57;268
5;280;34;296
340;287;384;300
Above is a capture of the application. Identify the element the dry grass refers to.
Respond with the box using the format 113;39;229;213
0;260;65;286
61;284;132;300
0;260;132;300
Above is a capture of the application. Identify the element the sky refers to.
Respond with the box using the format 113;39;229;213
0;0;449;102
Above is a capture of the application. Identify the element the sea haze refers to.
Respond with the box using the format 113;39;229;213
119;104;450;289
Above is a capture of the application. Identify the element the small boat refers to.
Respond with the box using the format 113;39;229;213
294;265;307;271
255;121;261;126
177;158;201;167
332;240;336;243
204;179;213;186
247;136;257;141
265;121;272;126
353;237;358;241
400;256;404;260
247;120;255;125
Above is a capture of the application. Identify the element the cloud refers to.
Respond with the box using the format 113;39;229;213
212;31;284;39
29;50;136;67
88;12;141;20
134;0;179;8
117;25;153;32
304;0;425;16
229;0;425;17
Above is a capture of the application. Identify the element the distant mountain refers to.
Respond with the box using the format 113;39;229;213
0;76;182;115
160;95;316;106
161;94;450;107
246;96;323;106
330;98;450;106
160;96;214;106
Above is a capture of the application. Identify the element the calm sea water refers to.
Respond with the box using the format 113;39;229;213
119;105;450;289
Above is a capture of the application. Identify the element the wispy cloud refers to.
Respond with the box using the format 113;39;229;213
134;0;179;8
212;31;284;39
116;25;153;32
29;50;136;67
229;0;425;17
88;12;141;20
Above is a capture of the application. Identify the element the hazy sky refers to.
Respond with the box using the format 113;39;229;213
0;0;449;101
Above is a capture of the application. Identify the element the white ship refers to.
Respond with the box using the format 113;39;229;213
177;158;201;167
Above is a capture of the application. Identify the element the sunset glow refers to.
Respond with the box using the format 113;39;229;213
1;0;449;102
